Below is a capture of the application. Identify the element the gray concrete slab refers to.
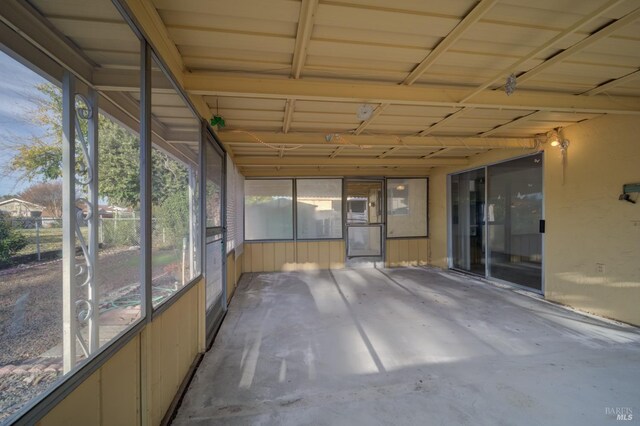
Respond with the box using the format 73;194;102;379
173;267;640;426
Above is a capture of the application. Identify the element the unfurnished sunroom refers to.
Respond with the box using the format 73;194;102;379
0;0;639;425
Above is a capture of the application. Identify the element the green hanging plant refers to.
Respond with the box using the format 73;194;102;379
210;115;225;128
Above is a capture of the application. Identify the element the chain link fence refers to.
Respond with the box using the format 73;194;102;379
2;215;178;267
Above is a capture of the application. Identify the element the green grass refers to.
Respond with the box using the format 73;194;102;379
15;226;89;256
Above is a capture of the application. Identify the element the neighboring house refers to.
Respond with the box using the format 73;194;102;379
0;198;45;218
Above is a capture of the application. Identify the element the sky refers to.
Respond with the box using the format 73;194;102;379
0;50;50;196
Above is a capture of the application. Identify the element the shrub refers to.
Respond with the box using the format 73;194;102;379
0;219;29;264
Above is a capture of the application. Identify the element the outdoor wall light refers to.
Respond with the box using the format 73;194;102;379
547;129;569;151
619;183;640;204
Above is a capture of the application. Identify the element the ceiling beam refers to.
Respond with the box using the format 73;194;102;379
354;103;389;135
219;131;536;149
185;74;640;114
582;69;640;96
0;0;94;83
240;167;431;177
282;99;296;133
479;111;547;137
283;0;319;134
378;146;402;159
235;156;467;167
460;0;627;103
330;146;345;158
118;0;211;120
359;0;497;132
403;0;498;85
291;0;319;79
422;147;453;159
419;108;469;136
516;6;640;86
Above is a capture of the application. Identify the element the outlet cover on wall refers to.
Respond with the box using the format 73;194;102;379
595;263;605;274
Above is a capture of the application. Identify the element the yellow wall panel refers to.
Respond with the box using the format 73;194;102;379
262;242;275;272
408;239;419;266
329;240;345;269
307;241;320;270
296;242;308;269
101;336;140;426
251;243;263;272
38;280;205;426
417;238;429;266
226;253;235;303
236;251;243;280
386;239;398;267
318;241;331;269
273;242;286;271
39;368;101;426
284;242;296;271
243;243;253;273
398;240;409;266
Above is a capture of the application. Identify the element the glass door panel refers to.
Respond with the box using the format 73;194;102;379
487;154;543;291
450;169;486;275
345;180;384;259
205;135;224;340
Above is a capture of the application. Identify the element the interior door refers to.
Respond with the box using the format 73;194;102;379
345;180;384;258
204;132;225;342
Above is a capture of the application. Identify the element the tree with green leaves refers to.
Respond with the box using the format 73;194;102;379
4;82;188;208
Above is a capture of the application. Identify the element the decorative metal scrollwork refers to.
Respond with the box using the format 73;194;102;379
73;93;97;355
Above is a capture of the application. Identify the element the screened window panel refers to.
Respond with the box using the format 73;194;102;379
245;180;293;240
296;179;342;239
235;172;245;256
387;178;428;238
226;153;235;253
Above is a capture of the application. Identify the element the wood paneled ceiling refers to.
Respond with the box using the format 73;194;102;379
11;0;640;176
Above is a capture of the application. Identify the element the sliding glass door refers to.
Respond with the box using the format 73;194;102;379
449;153;544;292
487;153;543;291
450;169;486;275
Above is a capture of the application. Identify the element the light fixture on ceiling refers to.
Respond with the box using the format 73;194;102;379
504;73;517;96
357;104;375;121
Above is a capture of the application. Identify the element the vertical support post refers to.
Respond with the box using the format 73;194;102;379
139;39;153;426
188;169;195;277
140;40;152;319
87;87;99;352
36;220;40;261
62;71;76;374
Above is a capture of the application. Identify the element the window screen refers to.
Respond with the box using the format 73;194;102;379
386;178;428;238
245;179;293;240
296;179;342;239
226;153;235;253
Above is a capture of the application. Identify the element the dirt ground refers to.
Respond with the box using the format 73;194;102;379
0;246;188;422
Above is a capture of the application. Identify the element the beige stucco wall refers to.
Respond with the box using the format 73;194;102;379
544;115;640;325
429;115;640;326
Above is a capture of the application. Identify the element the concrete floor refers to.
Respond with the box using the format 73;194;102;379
173;267;640;426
